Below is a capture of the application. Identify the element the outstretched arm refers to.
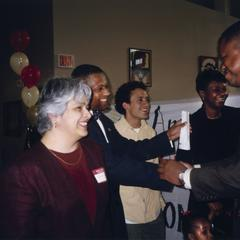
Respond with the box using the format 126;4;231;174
190;155;240;201
104;114;185;160
159;149;240;201
104;149;173;192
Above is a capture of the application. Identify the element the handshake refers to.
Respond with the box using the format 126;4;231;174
158;158;193;186
160;111;192;186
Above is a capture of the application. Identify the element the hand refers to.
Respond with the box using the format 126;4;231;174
167;120;186;141
158;159;187;186
179;161;193;169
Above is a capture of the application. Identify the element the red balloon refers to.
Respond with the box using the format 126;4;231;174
10;31;30;51
21;65;41;88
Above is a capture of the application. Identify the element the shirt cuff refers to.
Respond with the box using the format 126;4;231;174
181;168;192;189
193;164;201;168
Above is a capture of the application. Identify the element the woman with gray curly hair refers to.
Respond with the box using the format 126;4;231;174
0;77;110;239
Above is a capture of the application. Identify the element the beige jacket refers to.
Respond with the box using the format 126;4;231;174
115;117;165;223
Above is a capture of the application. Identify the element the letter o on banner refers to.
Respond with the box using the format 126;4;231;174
164;202;176;229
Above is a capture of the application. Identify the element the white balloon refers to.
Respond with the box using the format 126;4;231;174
21;86;39;108
10;52;29;75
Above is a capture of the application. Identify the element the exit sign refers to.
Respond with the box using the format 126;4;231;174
57;54;75;68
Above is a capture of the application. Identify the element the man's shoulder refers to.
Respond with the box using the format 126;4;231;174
114;116;130;130
101;112;115;124
88;112;114;130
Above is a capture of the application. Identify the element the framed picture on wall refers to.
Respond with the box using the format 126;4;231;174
129;48;152;87
198;56;219;72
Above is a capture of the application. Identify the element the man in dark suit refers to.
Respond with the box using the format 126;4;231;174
159;20;240;203
72;64;184;239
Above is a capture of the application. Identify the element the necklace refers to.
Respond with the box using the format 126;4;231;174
48;146;82;166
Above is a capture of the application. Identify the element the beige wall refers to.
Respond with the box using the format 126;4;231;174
53;0;239;101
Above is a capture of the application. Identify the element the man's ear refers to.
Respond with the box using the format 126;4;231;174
122;102;129;111
199;90;205;101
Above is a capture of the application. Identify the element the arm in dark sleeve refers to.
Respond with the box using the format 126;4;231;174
191;152;240;201
94;114;174;160
104;149;173;192
109;125;174;159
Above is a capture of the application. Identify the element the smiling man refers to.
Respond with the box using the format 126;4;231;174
72;64;185;239
218;22;240;87
114;81;166;240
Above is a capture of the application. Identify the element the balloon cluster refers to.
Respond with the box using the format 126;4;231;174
9;30;41;126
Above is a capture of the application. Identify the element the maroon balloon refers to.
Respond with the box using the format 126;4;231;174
21;65;41;88
10;31;30;51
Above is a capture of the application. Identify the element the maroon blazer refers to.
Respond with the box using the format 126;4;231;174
0;138;110;239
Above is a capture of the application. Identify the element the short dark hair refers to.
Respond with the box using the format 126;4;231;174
115;81;147;115
71;64;104;78
196;69;226;93
217;21;240;57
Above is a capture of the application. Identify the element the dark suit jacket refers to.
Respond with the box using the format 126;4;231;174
191;142;240;202
87;112;174;239
0;139;110;239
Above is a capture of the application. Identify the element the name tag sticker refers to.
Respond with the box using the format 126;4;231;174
92;167;107;183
